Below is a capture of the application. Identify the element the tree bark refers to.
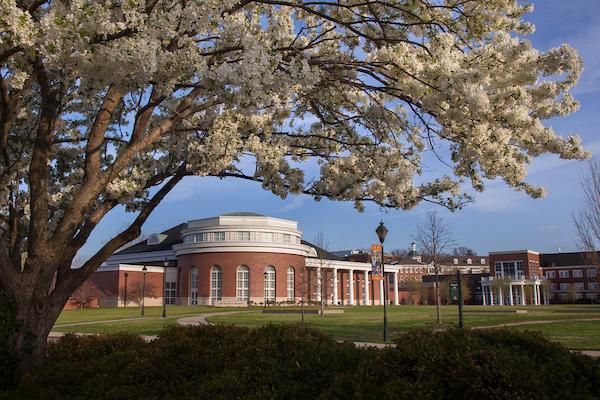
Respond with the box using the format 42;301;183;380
434;271;442;325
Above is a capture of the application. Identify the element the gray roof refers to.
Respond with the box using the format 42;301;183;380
114;223;186;255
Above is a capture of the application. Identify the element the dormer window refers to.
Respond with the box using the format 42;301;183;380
147;233;167;245
480;259;485;264
467;259;472;265
453;258;458;265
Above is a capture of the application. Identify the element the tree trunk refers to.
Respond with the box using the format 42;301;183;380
13;293;64;374
434;275;442;325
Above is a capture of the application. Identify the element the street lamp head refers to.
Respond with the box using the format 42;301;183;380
163;257;169;267
375;221;388;244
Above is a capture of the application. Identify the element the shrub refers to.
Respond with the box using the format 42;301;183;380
3;326;599;400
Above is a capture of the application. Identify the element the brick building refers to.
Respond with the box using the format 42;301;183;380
87;213;420;308
480;250;546;306
540;252;600;303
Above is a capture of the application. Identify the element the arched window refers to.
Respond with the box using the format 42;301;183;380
264;266;276;302
236;266;249;301
286;267;295;301
190;267;198;305
210;266;222;304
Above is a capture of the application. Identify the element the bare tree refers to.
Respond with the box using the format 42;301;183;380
452;247;476;256
118;280;157;306
70;281;104;310
313;233;333;316
566;283;578;304
414;211;456;324
573;160;600;303
296;264;310;326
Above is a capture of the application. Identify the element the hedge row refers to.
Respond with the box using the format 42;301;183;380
3;325;600;400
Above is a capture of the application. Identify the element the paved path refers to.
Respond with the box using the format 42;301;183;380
177;310;253;326
471;317;600;330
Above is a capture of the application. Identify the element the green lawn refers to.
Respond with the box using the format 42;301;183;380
52;304;600;349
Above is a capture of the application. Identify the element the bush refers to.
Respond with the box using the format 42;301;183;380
0;290;29;392
3;326;599;400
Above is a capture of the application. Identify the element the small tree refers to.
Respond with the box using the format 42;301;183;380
119;280;157;307
407;281;421;305
414;211;456;324
460;278;472;303
296;264;310;326
566;284;578;304
313;233;334;316
70;281;103;310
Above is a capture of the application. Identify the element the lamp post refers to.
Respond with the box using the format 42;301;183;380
123;272;129;307
141;266;147;317
263;270;268;310
375;221;389;342
162;258;169;319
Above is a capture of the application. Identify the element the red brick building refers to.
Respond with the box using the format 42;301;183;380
540;252;600;303
88;213;419;307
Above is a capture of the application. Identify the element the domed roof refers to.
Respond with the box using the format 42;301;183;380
220;212;265;217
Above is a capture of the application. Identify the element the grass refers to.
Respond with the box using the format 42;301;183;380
52;304;600;349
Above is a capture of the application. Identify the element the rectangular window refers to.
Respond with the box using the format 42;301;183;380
560;283;569;291
576;293;583;299
550;284;557;291
240;231;250;241
213;232;225;241
283;234;291;244
236;268;249;300
559;270;569;279
263;232;273;242
587;268;597;278
588;282;598;290
545;271;556;279
574;282;585;290
287;268;295;301
573;270;584;278
165;281;177;305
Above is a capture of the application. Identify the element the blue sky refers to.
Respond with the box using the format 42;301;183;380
80;1;600;258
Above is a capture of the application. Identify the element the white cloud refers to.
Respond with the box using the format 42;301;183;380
277;195;307;212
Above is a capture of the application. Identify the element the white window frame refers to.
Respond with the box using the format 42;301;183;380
559;270;569;279
236;266;249;301
572;269;584;278
210;266;222;303
545;271;556;279
286;267;295;301
265;266;276;302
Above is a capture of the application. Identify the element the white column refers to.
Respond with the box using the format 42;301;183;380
379;277;384;305
489;286;494;305
394;272;399;305
348;269;355;305
316;267;322;302
364;270;370;306
498;287;504;306
332;268;338;306
537;284;542;305
521;284;526;305
483;285;487;306
533;283;538;306
509;284;514;306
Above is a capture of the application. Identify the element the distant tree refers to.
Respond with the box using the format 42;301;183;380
460;277;472;303
566;284;578;304
491;278;511;305
391;249;409;259
414;211;456;324
313;233;333;316
119;280;157;306
574;160;600;261
406;281;421;305
70;281;103;310
452;247;476;256
296;264;310;326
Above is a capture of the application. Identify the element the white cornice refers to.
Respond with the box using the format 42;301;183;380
173;242;311;257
